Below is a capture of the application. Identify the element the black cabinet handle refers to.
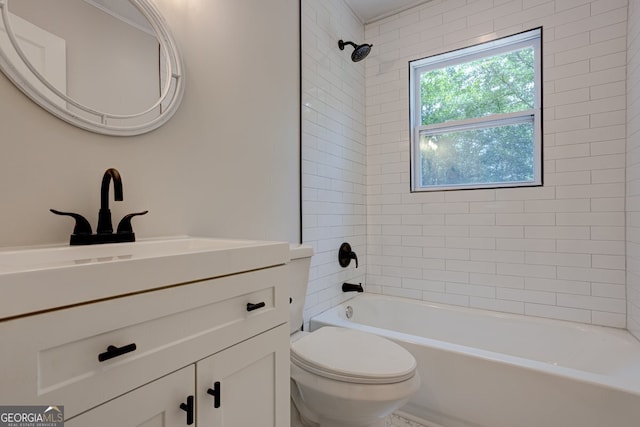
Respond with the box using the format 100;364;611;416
179;395;194;425
246;302;266;312
98;343;137;362
207;381;221;408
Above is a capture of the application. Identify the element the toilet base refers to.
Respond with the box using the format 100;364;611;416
291;375;413;427
292;397;387;427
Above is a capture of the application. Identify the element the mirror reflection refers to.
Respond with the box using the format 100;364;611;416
0;0;184;135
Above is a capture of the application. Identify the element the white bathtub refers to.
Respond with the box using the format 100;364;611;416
309;294;640;427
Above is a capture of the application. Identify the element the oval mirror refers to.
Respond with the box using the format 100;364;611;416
0;0;184;136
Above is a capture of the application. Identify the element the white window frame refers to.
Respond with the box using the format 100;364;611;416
409;28;542;192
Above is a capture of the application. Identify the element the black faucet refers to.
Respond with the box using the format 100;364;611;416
342;282;363;293
97;168;123;234
51;168;148;245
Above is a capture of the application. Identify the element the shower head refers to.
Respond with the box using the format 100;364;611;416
338;40;373;62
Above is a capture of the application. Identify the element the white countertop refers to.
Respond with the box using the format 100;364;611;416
0;236;290;320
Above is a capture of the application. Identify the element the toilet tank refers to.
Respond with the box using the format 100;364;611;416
288;244;313;334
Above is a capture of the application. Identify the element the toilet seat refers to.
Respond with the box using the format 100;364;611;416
290;326;416;384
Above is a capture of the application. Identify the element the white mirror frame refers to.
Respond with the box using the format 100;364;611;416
0;0;185;136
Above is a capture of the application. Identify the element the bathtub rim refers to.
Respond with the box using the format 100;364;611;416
309;293;640;397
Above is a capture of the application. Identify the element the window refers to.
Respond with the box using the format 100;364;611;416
409;28;542;192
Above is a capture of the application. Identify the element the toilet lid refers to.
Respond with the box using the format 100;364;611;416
290;327;416;384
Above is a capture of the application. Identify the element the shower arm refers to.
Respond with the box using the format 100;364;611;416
339;40;358;50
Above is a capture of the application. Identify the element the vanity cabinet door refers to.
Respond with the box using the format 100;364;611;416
196;324;290;427
66;365;195;427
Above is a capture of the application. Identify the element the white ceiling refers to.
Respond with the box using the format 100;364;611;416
86;0;426;29
344;0;431;24
83;0;152;33
86;0;427;31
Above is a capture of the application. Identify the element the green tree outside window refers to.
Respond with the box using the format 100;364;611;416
410;29;542;191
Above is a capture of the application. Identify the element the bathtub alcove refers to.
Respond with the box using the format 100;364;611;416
310;293;640;427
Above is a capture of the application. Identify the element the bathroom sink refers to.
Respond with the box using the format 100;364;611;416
0;236;290;320
0;237;280;270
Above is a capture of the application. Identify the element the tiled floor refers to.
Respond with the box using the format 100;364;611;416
386;413;428;427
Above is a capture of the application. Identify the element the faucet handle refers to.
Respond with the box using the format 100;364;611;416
50;209;93;235
116;211;149;234
338;242;359;268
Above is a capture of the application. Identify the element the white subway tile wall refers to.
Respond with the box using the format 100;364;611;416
303;0;636;330
362;0;629;327
301;0;367;325
627;0;640;340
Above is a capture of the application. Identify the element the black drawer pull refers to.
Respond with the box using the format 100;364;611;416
98;343;137;362
207;381;221;408
180;395;194;425
246;302;266;312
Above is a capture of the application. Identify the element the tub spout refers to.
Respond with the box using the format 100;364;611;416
342;282;363;293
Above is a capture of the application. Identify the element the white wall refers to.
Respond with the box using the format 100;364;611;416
364;0;628;327
0;0;299;248
627;0;640;340
301;0;367;324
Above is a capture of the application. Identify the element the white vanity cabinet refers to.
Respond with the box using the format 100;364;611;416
196;324;289;426
0;264;290;427
65;365;196;427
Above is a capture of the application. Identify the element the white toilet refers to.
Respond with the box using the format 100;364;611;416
288;244;420;427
